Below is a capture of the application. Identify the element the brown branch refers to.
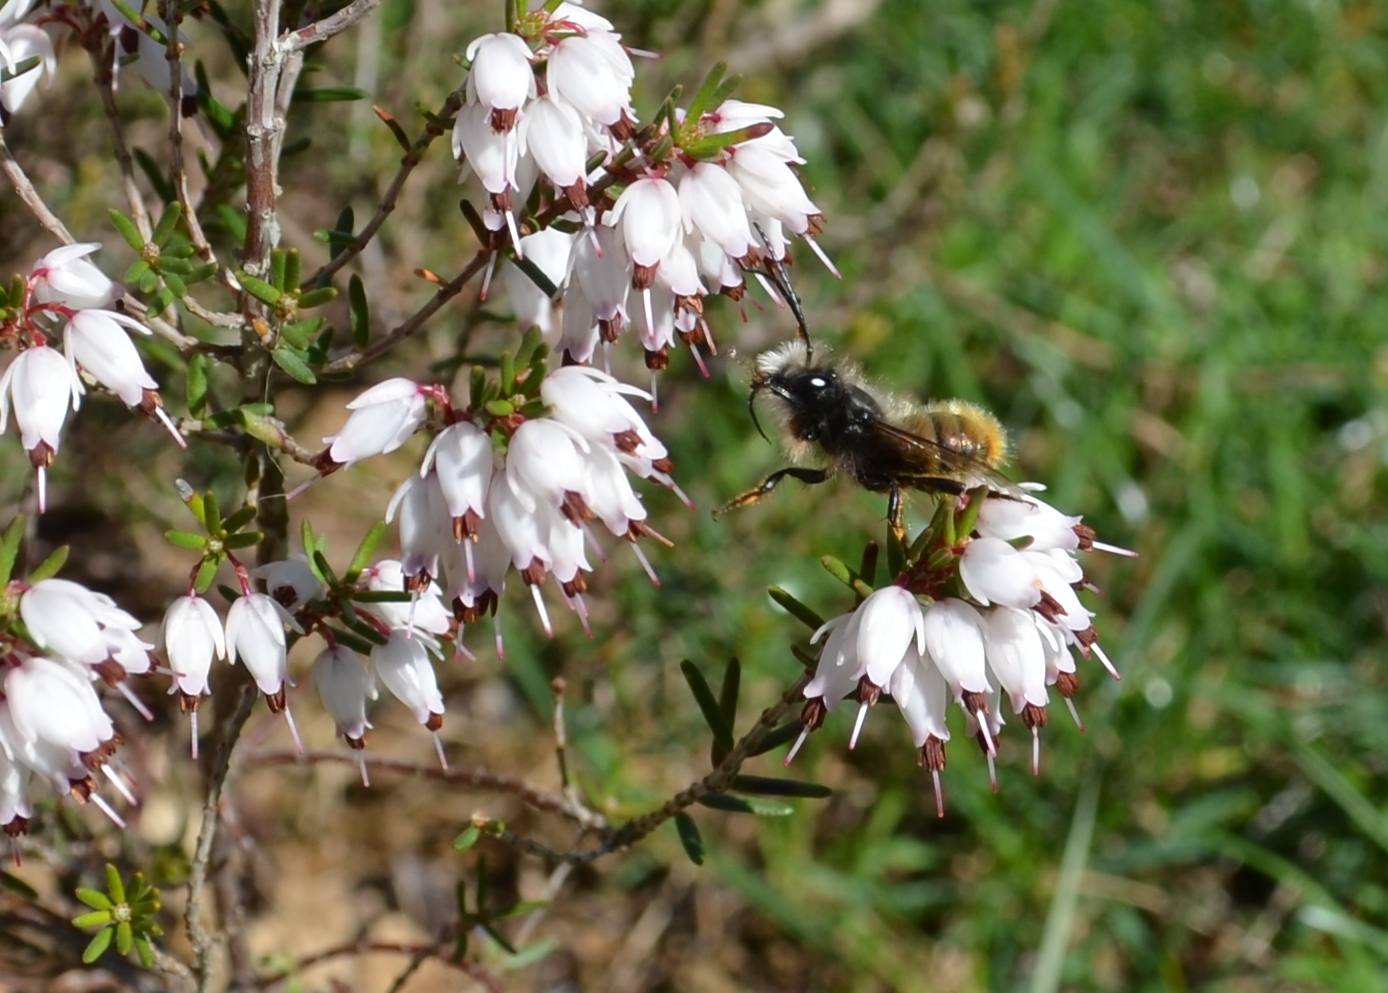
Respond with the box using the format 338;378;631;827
279;0;384;53
0;134;75;243
242;748;608;830
242;0;286;279
91;45;153;240
161;3;218;269
320;249;492;374
500;674;811;864
186;683;258;993
304;89;466;287
255;940;501;992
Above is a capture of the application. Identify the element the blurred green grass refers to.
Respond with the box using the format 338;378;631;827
4;0;1388;989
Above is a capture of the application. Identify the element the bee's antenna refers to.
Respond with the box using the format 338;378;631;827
752;224;814;364
747;377;772;444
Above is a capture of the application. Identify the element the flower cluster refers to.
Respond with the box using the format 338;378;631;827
453;4;833;383
321;357;683;657
792;488;1134;816
0;243;183;511
0;0;54;124
1;576;155;836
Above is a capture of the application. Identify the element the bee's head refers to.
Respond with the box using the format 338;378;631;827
749;342;848;444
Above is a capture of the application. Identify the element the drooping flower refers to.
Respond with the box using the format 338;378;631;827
324;378;429;466
465;32;535;131
29;243;119;310
0;345;80;510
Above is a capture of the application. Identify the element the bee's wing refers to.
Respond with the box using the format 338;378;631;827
867;419;1024;497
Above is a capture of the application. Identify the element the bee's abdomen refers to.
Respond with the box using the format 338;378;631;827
915;400;1008;468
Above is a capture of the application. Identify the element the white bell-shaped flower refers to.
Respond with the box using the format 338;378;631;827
20;578;137;667
0;344;80;455
371;631;444;727
324;377;427;465
465;32;535;129
63;309;157;407
804;611;864;709
505;418;590;515
977;494;1082;551
546;32;633;129
726;144;820;234
888;645;951;747
679;163;756;262
29;243;118;310
575;443;645;536
386;471;451;581
452;100;520;195
359;560;452;636
313;645;373;743
252;558;325;610
570;223;630;327
224;592;298;697
853;585;927;688
608;176;681;270
502;228;573;334
522;96;588;192
0;1;38;28
540;366;664;458
422;420;494;524
921;597;991;699
959;536;1042;609
981;606;1049;713
0;24;55;119
162;594;224;698
3;656;114;757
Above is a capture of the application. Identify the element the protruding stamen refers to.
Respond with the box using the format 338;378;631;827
529;583;553;637
283;704;305;756
153;405;188;448
687;338;709;378
628;540;661;587
848;701;870;750
650;371;659;412
753;271;783;306
974;709;996;756
931;769;945;819
803;234;841;278
581;523;609;563
463;539;476;585
101;766;137;806
432;730;449;771
493;614;505;660
479;251;498;302
189;710;200;760
642;288;654;342
284;475;320;501
357;752;371;788
89;793;126;828
784;724;812;767
116;682;153;722
1090;540;1138;557
1031;725;1041;777
986;750;999;794
453;633;476;662
504;209;523;259
36;466;46;514
1063;697;1085;732
569;593;592;637
1091;642;1120;680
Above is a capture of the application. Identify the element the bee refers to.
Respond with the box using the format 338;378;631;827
713;343;1012;533
715;248;1013;533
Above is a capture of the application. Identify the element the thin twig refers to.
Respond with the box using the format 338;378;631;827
91;45;153;240
242;748;608;830
500;674;811;864
243;0;286;279
0;134;75;243
186;684;258;993
304;89;466;287
255;939;502;992
161;3;219;269
279;0;384;53
321;249;492;373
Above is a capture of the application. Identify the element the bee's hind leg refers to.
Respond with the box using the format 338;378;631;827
713;467;829;519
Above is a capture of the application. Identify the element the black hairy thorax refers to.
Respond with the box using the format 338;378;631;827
774;368;911;492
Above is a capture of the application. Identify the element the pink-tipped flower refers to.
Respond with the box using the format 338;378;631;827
725;143;821;236
423;421;493;528
162;594;224;699
959;536;1043;610
505;418;590;517
981;606;1049;715
29;243;118;310
324;377;428;465
465;32;535;131
62;309;158;407
920;597;991;701
386;472;451;582
853;585;927;688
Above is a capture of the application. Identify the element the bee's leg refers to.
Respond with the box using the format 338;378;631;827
887;486;906;545
713;467;829;519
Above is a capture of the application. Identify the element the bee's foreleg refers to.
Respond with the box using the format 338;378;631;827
887;486;906;544
712;467;829;519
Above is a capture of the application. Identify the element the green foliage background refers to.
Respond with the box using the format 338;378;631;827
3;0;1387;990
